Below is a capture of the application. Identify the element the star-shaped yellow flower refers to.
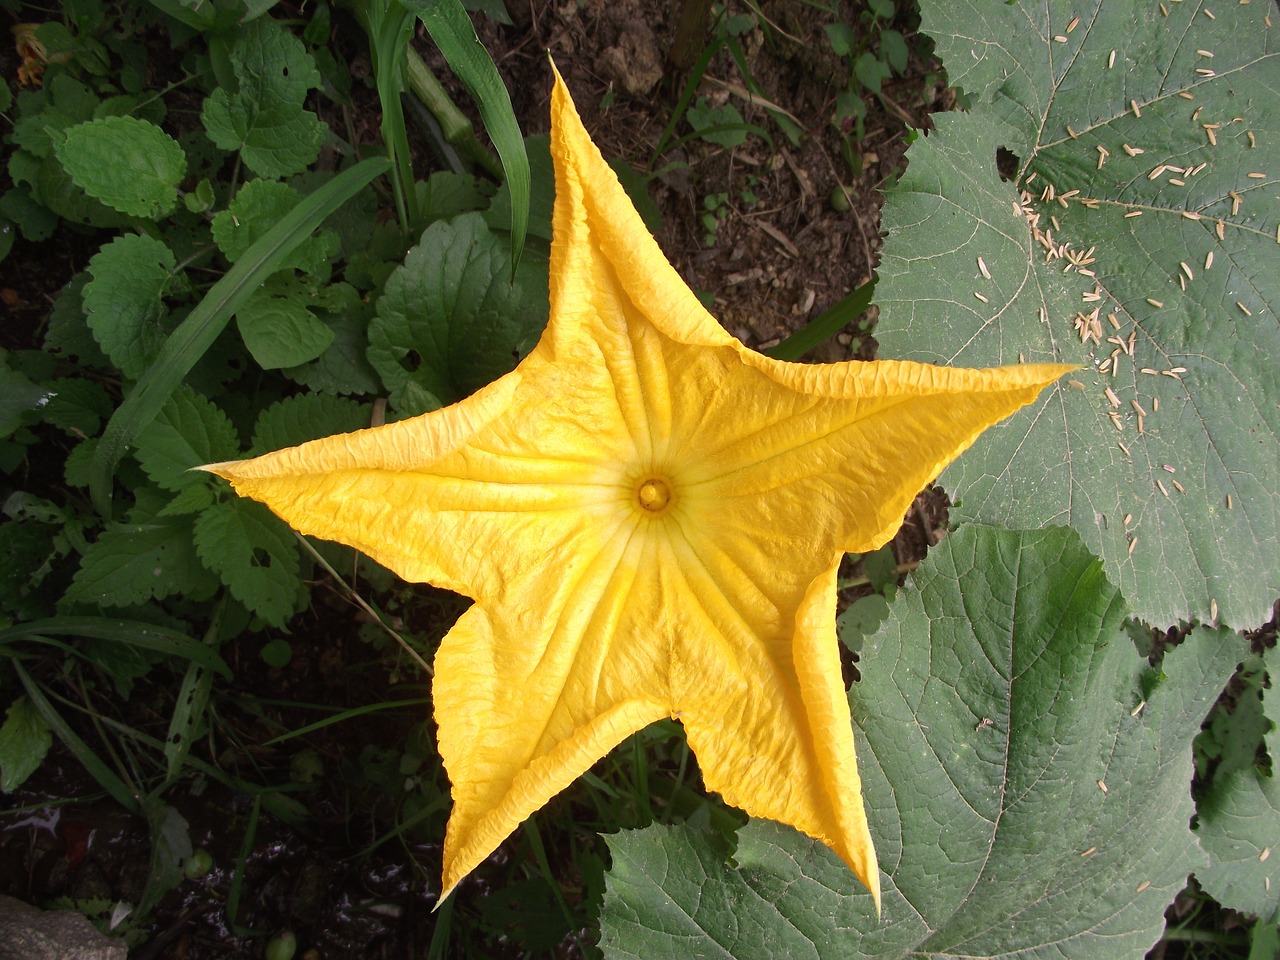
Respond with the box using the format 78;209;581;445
203;67;1071;908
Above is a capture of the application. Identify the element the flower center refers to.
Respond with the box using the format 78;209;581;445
636;478;672;513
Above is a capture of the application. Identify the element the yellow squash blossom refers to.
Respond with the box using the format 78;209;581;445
203;67;1071;908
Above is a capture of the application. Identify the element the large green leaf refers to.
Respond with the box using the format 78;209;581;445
65;516;220;607
600;526;1241;959
874;0;1279;628
83;233;176;379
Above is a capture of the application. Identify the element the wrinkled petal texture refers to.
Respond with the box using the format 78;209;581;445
203;66;1073;911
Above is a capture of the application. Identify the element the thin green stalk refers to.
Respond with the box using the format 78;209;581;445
350;0;419;233
405;48;502;178
261;698;428;746
425;891;454;959
660;738;691;824
294;532;432;676
631;735;654;822
226;795;262;936
1159;927;1250;946
649;38;724;169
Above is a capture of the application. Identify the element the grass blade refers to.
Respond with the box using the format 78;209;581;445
260;698;428;746
89;157;391;517
14;661;139;813
764;278;876;361
405;0;528;274
0;616;232;679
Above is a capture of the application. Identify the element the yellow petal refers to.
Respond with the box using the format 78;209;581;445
202;65;1075;913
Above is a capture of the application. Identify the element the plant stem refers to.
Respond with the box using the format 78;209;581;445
405;48;502;178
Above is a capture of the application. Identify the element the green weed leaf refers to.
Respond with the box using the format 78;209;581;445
1196;644;1279;918
83;233;176;379
874;0;1279;628
44;274;109;369
67;516;219;607
420;170;493;221
89;156;390;516
11;75;98;158
0;696;53;793
825;23;855;57
200;17;328;179
0;185;59;242
0;357;55;438
236;281;335;369
194;499;300;627
600;526;1241;959
139;798;193;917
369;213;547;411
134;385;240;492
284;311;384;397
42;378;113;438
211;178;338;275
250;393;372;455
686;98;748;148
55;116;186;219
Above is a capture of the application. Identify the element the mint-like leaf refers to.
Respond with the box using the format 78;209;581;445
369;213;548;411
874;0;1279;628
66;516;219;607
134;385;240;492
418;170;493;223
211;178;337;275
200;17;328;179
83;234;176;379
0;185;58;242
250;393;372;455
10;75;98;158
284;311;383;397
194;498;300;627
42;377;112;438
158;483;216;517
0;697;52;793
236;281;335;369
600;526;1241;959
0;357;55;438
55;116;186;219
44;274;109;369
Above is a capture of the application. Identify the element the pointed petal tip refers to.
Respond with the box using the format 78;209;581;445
833;831;881;916
433;883;456;913
192;460;244;480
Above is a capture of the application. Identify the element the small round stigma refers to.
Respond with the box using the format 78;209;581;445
637;478;672;513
